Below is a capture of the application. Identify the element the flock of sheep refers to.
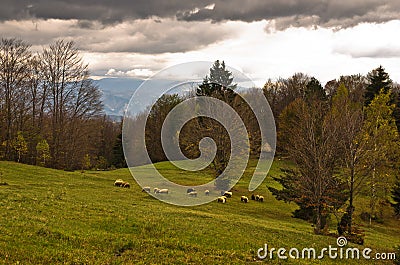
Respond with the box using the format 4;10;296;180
140;187;201;196
139;186;169;194
115;179;265;204
217;191;264;204
185;188;209;197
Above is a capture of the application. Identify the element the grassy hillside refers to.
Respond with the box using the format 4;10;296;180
0;160;399;264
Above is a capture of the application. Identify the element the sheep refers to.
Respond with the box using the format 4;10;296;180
142;186;151;193
217;196;227;203
241;196;249;203
187;188;195;193
122;182;130;188
114;179;124;187
154;187;159;194
251;194;256;200
223;191;232;198
205;190;210;196
156;188;169;194
252;194;264;202
188;191;197;197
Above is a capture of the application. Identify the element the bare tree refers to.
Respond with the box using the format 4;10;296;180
271;97;347;234
330;83;365;235
263;73;311;119
40;40;102;168
325;75;367;103
0;38;32;160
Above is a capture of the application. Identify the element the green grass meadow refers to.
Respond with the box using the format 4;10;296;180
0;160;399;264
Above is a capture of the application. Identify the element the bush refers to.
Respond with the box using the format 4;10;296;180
293;207;328;230
360;211;384;224
338;206;354;235
391;176;400;217
95;156;108;170
337;207;364;245
346;227;365;245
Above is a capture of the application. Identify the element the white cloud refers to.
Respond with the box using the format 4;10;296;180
105;69;125;76
106;68;154;79
332;20;400;58
204;4;216;10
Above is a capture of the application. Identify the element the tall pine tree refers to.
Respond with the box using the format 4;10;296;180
112;133;127;168
194;60;240;189
365;66;392;106
304;77;327;101
196;60;237;102
364;66;400;132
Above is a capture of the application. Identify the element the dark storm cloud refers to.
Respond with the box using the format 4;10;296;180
0;0;212;23
78;19;234;54
0;19;236;54
1;0;399;30
179;0;400;30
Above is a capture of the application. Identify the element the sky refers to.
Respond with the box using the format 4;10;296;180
1;0;400;87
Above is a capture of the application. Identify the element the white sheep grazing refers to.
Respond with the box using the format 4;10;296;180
258;195;264;202
217;196;227;203
114;179;124;187
188;191;197;197
156;188;169;194
205;190;210;196
142;186;151;193
241;196;249;203
154;187;159;194
255;194;260;201
223;191;232;198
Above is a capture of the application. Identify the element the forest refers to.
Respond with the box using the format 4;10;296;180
0;39;121;170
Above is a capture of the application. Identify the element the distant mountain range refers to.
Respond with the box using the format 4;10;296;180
94;77;199;119
93;78;143;119
94;77;251;120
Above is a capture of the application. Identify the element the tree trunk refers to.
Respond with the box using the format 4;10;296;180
348;165;355;233
370;166;376;225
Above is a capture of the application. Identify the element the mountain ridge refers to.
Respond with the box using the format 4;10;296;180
93;77;143;118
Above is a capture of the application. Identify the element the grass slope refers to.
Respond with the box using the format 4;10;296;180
0;160;399;264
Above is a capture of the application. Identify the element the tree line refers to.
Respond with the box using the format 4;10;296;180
265;66;400;240
0;38;122;170
142;61;400;241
